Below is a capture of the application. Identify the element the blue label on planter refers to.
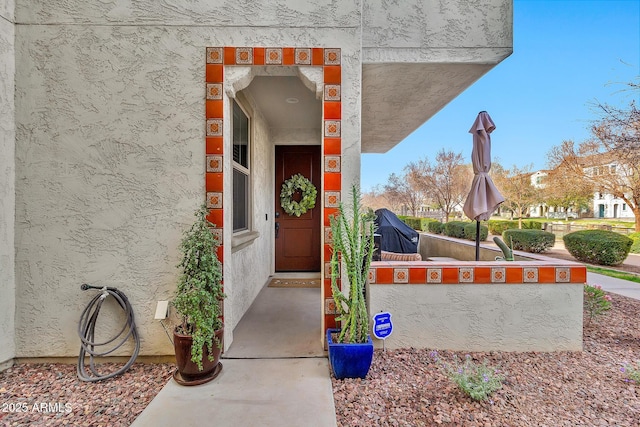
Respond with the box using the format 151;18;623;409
372;312;393;339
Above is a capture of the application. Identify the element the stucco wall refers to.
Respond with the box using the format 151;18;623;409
369;283;583;351
0;5;16;366
14;5;362;356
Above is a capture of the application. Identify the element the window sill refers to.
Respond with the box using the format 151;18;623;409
231;230;260;253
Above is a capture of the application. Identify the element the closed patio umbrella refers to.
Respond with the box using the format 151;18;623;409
462;111;505;260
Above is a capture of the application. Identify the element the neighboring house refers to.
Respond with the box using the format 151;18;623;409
0;1;513;365
587;162;635;219
527;162;634;220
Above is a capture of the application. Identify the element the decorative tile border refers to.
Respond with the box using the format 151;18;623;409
206;46;342;332
324;156;341;172
368;264;587;285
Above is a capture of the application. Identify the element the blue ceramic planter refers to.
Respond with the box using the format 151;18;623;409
326;328;374;379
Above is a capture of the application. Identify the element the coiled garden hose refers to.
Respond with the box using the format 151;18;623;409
77;284;140;382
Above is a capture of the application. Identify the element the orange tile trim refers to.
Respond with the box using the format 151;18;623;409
207;46;342;331
367;264;588;285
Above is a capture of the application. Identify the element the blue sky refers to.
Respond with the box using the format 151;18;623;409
361;0;640;191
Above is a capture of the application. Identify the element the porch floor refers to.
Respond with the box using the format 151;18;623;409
132;279;337;427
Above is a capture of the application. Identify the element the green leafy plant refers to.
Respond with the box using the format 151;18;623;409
443;221;468;239
563;230;632;266
330;185;376;344
173;205;225;370
502;229;555;253
427;221;444;234
463;223;488;241
583;284;612;327
431;351;505;401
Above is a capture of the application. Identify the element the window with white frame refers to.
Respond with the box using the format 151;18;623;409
233;99;250;233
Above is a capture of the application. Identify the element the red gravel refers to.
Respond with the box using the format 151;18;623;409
332;292;640;426
0;363;173;426
2;292;639;426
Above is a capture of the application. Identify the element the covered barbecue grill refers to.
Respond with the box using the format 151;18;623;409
374;208;420;254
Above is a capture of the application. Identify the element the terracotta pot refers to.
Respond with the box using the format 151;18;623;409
174;326;224;384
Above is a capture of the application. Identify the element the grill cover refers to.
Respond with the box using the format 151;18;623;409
374;209;419;254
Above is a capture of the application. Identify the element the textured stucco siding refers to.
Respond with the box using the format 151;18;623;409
15;0;361;27
14;19;361;356
369;283;583;351
0;9;16;365
362;0;512;60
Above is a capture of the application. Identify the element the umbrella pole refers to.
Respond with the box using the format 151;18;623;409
475;220;480;261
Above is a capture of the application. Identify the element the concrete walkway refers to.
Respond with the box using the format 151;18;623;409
132;283;337;427
132;245;640;426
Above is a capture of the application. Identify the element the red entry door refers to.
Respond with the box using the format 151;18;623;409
275;145;321;272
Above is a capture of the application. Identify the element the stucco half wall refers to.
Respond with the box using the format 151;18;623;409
368;281;583;352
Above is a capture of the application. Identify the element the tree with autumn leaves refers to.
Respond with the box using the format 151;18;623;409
547;81;640;231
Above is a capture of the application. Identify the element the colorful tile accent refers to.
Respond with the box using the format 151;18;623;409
206;83;223;100
206;172;223;192
459;267;474;283
491;267;506;283
295;48;312;65
324;173;341;191
206;192;223;209
324;226;333;244
523;267;538;283
206;137;223;154
409;268;426;284
474;267;492;284
235;47;253;64
324;298;337;315
211;228;223;244
324;262;337;279
206;209;223;228
369;264;587;286
368;268;376;284
394;268;409;284
324;156;341;173
324;85;341;101
325;191;340;208
206;155;223;173
427;268;442;283
556;267;570;282
324;139;341;155
265;48;282;64
324;48;341;65
206;119;223;137
324;120;341;138
206;47;223;64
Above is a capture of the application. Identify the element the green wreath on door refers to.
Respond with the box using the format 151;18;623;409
280;173;317;217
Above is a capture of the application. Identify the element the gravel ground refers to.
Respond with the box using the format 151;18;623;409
2;292;639;426
0;363;174;426
333;292;640;427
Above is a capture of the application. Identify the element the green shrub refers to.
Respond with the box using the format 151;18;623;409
443;221;468;239
463;223;488;241
630;232;640;254
487;220;518;235
502;229;555;253
563;230;632;266
428;221;444;234
401;216;422;230
420;218;440;231
522;220;542;230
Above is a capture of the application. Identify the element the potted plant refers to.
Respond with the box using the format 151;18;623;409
172;204;226;386
327;185;376;379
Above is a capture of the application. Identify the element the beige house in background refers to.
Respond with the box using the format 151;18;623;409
0;0;513;367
